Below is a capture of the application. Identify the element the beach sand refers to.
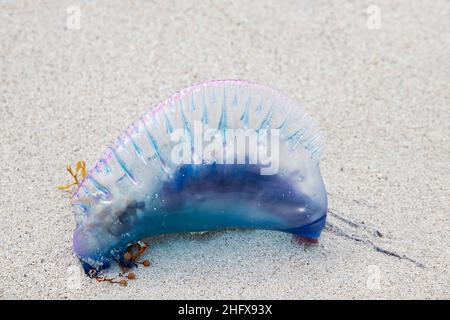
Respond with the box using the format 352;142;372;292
0;0;449;299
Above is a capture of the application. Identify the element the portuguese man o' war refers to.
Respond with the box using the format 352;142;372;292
69;80;328;275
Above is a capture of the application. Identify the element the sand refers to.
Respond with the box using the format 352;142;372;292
0;0;449;299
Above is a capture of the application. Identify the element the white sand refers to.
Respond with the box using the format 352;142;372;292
1;0;449;299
